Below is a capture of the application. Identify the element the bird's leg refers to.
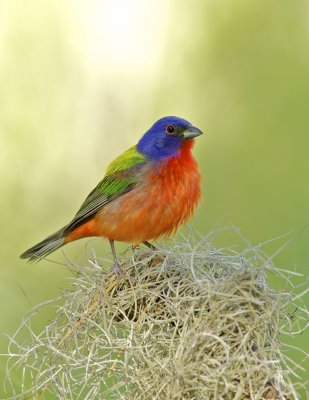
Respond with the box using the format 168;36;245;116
109;240;123;276
143;241;164;267
143;241;157;251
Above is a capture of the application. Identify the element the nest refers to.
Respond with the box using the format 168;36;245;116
4;236;308;399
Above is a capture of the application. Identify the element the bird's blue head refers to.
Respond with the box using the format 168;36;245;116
137;116;203;161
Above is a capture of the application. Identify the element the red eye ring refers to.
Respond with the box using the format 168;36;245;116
166;125;175;134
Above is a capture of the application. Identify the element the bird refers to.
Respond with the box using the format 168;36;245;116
20;116;203;274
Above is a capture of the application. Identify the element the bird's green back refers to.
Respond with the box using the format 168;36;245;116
106;145;146;176
64;145;147;233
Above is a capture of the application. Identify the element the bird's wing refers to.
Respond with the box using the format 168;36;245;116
64;145;147;233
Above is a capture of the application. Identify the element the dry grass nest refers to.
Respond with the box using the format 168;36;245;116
4;234;308;399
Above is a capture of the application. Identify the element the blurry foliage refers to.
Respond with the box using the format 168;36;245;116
0;0;308;397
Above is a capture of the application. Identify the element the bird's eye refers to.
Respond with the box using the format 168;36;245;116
166;125;175;134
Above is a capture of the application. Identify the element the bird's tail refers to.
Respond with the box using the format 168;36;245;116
20;228;66;262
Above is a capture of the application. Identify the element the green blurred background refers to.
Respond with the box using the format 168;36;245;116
1;0;308;397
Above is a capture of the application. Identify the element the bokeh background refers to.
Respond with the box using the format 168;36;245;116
1;0;308;397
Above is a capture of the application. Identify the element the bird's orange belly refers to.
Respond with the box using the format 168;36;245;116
95;184;199;243
66;155;201;245
98;170;200;244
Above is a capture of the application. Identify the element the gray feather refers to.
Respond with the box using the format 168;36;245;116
20;229;65;262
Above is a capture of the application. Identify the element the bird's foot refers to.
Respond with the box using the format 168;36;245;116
112;260;123;275
111;260;128;278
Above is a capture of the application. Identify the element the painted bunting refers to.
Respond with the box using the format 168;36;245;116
21;116;203;274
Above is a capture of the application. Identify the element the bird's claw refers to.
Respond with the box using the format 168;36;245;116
112;261;128;279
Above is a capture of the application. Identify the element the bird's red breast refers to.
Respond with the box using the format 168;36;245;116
65;140;201;244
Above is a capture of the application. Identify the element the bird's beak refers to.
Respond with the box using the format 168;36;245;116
182;126;203;139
